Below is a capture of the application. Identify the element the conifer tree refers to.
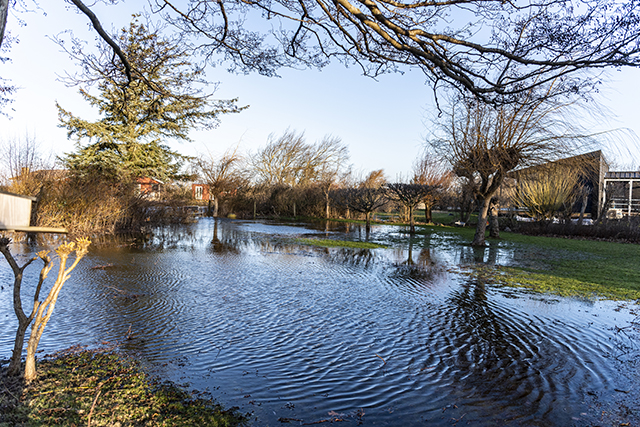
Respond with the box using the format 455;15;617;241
58;16;246;182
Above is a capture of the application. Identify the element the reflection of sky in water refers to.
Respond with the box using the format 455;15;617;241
235;220;331;236
0;218;638;426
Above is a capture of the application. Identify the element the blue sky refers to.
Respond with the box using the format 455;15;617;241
2;1;640;178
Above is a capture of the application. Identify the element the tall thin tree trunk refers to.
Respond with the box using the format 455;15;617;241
0;242;36;377
325;193;330;219
8;319;28;376
577;190;589;225
409;205;415;234
365;211;371;234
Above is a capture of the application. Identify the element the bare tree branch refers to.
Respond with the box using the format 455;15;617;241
68;0;133;83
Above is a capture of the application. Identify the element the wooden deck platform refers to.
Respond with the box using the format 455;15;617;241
0;226;68;234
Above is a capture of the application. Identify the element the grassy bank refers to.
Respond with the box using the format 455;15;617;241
0;347;246;427
489;231;640;300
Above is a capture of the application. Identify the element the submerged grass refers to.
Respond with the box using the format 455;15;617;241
319;214;640;299
294;238;387;249
488;231;640;300
0;347;247;427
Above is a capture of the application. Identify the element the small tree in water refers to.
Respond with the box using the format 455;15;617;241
0;237;90;380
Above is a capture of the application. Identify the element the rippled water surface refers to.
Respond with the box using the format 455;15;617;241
1;218;639;426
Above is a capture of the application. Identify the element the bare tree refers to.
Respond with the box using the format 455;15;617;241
331;170;387;232
431;89;591;246
386;183;432;234
315;137;350;218
251;130;349;188
412;151;453;223
335;187;387;233
195;145;246;217
155;0;640;103
0;133;53;193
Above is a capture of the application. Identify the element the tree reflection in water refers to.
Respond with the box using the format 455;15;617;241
441;277;594;425
209;218;240;254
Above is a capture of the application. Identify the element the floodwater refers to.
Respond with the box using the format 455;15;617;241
1;218;639;426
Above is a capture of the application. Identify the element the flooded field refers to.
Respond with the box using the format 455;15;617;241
1;218;638;426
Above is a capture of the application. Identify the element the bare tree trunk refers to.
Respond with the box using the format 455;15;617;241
212;196;219;218
0;240;38;376
472;197;492;246
365;211;371;234
488;200;500;238
325;193;330;219
577;189;589;225
425;203;433;223
24;239;90;382
0;0;9;51
409;205;415;234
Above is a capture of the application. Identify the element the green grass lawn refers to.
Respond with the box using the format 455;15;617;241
489;231;640;300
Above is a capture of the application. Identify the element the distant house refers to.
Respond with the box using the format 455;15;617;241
192;183;211;201
136;177;164;199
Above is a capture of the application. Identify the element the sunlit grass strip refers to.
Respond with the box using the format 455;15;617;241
1;348;246;427
294;238;387;249
499;231;640;293
467;265;640;300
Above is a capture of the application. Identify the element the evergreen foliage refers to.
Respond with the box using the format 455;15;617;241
58;17;246;182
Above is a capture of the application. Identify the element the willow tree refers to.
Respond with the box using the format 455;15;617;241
250;130;349;216
513;166;580;221
195;145;246;217
431;91;589;246
57;17;246;182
